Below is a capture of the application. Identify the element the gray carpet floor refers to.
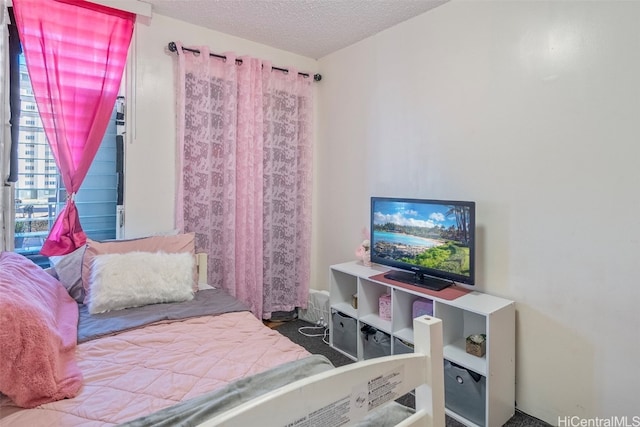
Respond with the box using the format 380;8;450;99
274;318;551;427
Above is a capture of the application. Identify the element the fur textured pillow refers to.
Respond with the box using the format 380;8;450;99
88;251;195;314
81;232;197;304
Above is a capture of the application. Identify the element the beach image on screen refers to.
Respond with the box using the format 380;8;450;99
372;201;472;277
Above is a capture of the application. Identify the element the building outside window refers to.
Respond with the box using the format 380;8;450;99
13;53;122;266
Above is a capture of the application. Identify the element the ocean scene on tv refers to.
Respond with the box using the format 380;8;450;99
372;200;472;277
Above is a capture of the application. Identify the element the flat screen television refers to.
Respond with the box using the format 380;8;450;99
370;197;475;291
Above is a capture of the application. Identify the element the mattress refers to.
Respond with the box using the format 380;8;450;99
0;311;310;426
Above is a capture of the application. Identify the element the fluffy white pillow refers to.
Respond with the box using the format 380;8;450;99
82;233;197;305
88;251;195;314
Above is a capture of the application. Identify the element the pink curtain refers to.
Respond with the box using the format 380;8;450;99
261;64;313;318
12;0;134;256
176;44;312;318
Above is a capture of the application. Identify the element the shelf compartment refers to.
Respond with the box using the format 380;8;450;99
444;359;486;426
330;310;358;359
330;269;358;309
393;337;414;355
332;301;356;319
358;278;391;320
443;338;486;375
436;302;488;375
436;303;487;339
392;290;427;334
361;326;391;360
360;313;391;334
393;327;414;344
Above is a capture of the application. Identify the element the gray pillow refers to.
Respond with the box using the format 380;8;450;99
49;245;87;303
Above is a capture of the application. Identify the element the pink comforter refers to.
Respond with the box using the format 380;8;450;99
0;311;310;426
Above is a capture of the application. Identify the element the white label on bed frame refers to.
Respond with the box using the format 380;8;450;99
282;395;351;427
280;364;406;427
366;364;405;411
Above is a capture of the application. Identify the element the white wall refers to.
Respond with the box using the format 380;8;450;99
316;0;640;424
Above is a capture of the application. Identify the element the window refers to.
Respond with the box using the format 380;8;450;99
10;27;125;266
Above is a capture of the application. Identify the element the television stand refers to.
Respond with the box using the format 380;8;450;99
329;261;515;426
383;270;453;291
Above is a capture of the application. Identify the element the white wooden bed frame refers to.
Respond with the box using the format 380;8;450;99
199;315;445;427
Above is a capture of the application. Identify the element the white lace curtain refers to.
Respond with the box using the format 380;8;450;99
175;44;313;319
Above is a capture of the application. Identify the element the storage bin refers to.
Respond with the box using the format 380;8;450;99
331;311;357;358
393;337;414;355
444;360;486;426
361;325;391;359
412;298;433;318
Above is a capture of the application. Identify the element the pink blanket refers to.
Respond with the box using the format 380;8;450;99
0;252;82;408
0;311;310;426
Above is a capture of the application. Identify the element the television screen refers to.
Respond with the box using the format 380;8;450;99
370;197;475;291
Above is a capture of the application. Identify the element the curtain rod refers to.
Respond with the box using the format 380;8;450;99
167;42;322;82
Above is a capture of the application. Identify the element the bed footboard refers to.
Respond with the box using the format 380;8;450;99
198;315;444;427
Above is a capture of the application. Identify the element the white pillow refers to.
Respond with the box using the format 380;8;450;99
88;251;195;314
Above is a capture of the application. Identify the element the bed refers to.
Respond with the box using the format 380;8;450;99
0;234;445;427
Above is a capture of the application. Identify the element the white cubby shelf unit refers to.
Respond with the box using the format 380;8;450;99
328;261;515;427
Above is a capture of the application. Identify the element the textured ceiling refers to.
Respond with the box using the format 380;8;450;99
146;0;448;59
